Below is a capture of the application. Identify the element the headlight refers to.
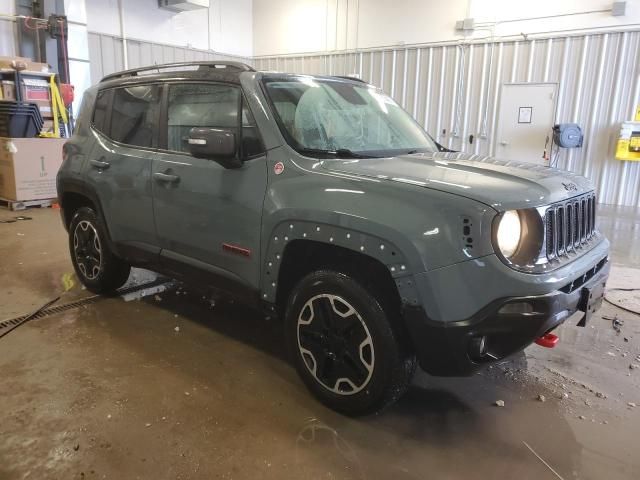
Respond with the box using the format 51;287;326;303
493;209;545;270
496;210;522;258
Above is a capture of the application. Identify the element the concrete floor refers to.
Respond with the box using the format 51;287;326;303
0;206;639;480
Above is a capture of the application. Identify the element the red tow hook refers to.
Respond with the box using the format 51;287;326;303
535;333;559;348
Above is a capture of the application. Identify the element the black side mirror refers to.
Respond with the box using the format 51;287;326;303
188;127;241;169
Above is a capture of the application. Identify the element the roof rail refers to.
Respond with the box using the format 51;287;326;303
332;75;367;83
100;61;255;83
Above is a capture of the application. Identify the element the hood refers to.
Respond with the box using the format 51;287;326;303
319;151;594;210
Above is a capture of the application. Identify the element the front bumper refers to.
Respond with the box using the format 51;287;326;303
404;255;610;376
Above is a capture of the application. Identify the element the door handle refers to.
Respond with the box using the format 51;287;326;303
500;140;509;146
90;159;110;169
153;172;180;183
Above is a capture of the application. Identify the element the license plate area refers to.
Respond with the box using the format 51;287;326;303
577;281;605;326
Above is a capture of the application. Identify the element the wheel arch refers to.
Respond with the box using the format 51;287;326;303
58;180;112;242
262;220;422;315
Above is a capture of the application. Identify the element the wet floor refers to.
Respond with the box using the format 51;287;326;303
0;206;639;479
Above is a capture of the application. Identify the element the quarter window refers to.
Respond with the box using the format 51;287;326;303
167;83;240;153
92;89;111;134
110;84;161;148
241;99;264;158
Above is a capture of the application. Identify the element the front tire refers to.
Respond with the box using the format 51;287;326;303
285;270;415;416
68;207;130;294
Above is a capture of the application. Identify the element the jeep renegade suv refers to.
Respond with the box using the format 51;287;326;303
57;61;610;415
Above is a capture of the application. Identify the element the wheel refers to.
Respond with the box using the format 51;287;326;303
68;207;130;294
285;269;416;416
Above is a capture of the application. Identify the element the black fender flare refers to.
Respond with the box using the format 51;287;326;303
261;220;421;307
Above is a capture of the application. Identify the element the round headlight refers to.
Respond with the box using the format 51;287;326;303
496;210;522;258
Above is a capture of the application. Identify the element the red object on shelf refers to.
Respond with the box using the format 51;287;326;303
60;83;74;106
535;333;559;348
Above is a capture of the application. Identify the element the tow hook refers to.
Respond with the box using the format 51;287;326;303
535;333;559;348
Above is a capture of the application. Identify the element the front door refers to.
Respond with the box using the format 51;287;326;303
151;82;267;293
495;83;558;165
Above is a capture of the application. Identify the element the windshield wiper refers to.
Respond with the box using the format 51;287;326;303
332;148;372;158
298;147;374;159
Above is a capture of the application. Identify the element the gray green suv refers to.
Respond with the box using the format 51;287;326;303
57;61;610;415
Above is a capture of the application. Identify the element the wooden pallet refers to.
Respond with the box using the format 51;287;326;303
0;197;57;211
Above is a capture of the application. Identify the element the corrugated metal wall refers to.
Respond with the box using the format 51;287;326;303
254;31;640;207
87;32;252;84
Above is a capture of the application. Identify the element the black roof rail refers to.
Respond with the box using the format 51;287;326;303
332;75;367;83
100;61;255;83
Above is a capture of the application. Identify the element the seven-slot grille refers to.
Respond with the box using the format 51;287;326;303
545;193;596;260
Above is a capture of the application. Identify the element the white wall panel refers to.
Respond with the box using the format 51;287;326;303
0;18;16;56
85;0;253;57
253;0;640;57
254;31;640;207
87;32;253;84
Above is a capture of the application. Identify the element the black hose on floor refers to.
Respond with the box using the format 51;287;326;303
604;287;640;317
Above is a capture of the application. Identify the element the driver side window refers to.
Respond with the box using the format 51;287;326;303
167;83;240;154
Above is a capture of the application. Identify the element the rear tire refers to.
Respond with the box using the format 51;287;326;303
68;207;130;294
285;269;415;416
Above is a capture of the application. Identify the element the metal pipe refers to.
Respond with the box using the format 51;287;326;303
474;8;613;26
354;0;359;50
117;0;128;69
334;0;338;51
345;0;348;50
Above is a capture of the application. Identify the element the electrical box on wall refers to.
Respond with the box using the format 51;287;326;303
615;105;640;161
158;0;209;13
616;122;640;161
455;18;475;32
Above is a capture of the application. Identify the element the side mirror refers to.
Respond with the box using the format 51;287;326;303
187;127;241;169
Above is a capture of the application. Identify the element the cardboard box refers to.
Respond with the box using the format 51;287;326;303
0;56;51;74
0;137;65;201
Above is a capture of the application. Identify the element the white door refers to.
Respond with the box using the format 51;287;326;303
495;83;558;165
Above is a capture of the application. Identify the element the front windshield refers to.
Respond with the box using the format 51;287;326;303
262;76;438;157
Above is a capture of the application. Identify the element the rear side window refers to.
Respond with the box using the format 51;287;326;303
110;85;161;148
167;83;240;153
92;89;111;133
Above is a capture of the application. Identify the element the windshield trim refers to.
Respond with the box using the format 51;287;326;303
259;74;438;159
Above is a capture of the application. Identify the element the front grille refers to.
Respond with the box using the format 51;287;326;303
545;192;597;260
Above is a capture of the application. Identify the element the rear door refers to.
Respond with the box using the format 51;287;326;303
84;84;161;261
151;82;267;293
